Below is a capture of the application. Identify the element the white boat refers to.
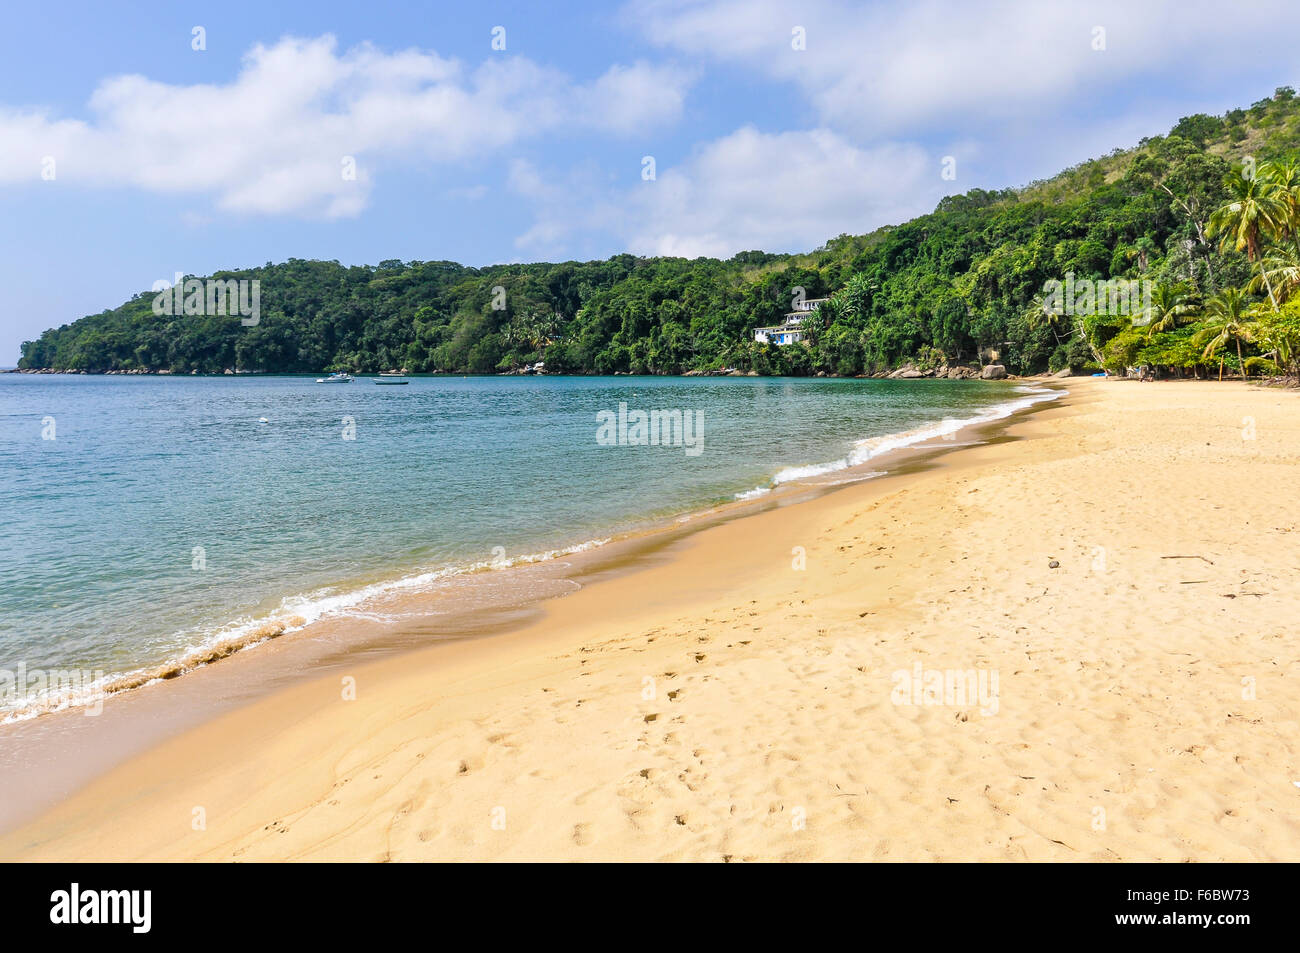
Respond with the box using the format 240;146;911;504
315;372;354;383
372;377;409;385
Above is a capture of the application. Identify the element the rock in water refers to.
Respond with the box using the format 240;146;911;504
980;364;1008;380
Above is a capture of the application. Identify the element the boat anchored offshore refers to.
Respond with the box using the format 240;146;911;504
372;377;409;385
316;372;354;383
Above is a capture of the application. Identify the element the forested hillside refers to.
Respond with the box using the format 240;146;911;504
19;86;1300;378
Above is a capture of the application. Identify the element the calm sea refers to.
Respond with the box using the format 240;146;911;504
1;373;1053;717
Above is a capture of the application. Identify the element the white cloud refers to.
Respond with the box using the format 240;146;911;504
0;37;693;218
511;126;937;259
580;61;696;134
626;0;1299;136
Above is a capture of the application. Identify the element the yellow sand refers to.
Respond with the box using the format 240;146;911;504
6;378;1299;862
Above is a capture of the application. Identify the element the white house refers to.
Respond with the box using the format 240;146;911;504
753;298;828;346
753;323;804;345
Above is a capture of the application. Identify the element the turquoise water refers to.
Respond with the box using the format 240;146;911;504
0;373;1050;714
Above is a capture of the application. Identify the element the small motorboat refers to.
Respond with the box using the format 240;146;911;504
316;372;354;383
372;377;409;385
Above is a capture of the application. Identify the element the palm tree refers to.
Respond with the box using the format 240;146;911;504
524;315;546;351
1142;282;1195;339
1207;167;1287;308
1024;293;1104;365
1024;294;1065;343
1260;158;1300;256
1194;288;1258;381
1248;245;1300;305
1024;288;1107;366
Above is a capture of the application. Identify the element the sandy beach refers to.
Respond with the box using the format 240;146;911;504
5;377;1299;862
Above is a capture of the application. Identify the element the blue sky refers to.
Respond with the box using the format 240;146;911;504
1;0;1296;364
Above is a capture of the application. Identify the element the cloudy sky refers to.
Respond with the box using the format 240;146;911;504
1;0;1296;363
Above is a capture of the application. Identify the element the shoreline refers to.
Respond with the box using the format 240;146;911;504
6;377;1299;861
0;379;1059;730
3;367;1033;378
0;381;1062;838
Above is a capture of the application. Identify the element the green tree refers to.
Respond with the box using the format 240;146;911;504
1194;288;1258;380
1207;166;1286;306
1142;282;1195;339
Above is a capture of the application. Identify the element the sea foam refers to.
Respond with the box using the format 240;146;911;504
735;385;1061;499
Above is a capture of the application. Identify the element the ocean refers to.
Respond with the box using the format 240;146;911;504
1;373;1055;719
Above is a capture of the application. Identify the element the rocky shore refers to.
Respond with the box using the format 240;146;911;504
6;363;1075;380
